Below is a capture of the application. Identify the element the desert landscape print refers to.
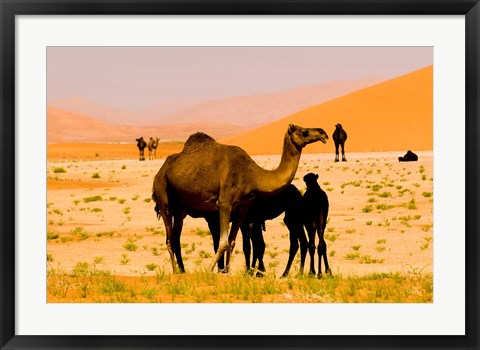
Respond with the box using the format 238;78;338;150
47;47;433;303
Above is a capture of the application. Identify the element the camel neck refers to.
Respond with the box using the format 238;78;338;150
255;132;301;195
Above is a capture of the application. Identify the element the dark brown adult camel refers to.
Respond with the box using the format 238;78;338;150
136;137;147;161
152;124;328;273
333;123;347;162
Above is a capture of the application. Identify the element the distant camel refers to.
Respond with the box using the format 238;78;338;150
136;137;147;161
152;124;328;273
333;123;347;162
303;173;330;277
399;150;418;162
148;137;160;160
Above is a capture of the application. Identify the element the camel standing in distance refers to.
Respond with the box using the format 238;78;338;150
136;137;147;161
333;123;347;162
152;124;328;273
148;137;160;160
303;173;330;277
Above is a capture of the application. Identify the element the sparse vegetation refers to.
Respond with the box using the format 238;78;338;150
83;195;102;203
52;167;67;173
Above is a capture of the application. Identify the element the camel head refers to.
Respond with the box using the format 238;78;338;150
136;137;144;143
335;123;343;130
288;124;328;149
303;172;320;189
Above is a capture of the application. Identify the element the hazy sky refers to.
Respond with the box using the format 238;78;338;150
47;47;432;110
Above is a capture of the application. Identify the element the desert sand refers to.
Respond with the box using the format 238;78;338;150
47;149;433;280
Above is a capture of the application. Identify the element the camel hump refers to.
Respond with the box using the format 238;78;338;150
184;132;216;148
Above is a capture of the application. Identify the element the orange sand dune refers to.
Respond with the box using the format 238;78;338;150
221;66;433;155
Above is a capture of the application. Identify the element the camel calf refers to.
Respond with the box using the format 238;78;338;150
303;172;330;277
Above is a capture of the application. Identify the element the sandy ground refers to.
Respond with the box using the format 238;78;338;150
47;148;433;279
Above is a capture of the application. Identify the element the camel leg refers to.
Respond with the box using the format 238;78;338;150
224;207;249;273
334;143;339;162
298;225;309;275
281;221;299;277
305;221;316;275
341;142;347;162
209;203;232;271
207;215;225;272
240;224;252;272
251;223;266;276
172;212;186;273
318;213;331;277
159;206;176;273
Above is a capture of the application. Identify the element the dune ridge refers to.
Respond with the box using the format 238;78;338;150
221;66;433;155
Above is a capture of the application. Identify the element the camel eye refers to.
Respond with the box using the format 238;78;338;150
302;130;309;136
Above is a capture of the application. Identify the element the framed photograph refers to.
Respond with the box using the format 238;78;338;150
1;1;478;349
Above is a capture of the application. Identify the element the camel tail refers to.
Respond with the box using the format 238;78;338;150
151;191;162;220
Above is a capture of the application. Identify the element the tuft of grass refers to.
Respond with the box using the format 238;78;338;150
52;167;66;173
360;255;384;264
422;192;433;198
123;242;138;251
325;233;339;242
421;224;433;232
145;263;158;271
376;239;387;244
91;208;103;213
376;203;395;211
351;245;361;251
120;254;131;265
366;221;373;226
362;205;373;213
344;252;360;260
47;231;59;240
93;256;104;264
195;228;210;238
407;198;417;210
83;195;102;203
378;192;391;198
91;172;101;179
70;227;90;240
199;250;211;258
371;184;382;192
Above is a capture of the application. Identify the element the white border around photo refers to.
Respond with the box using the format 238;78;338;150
16;15;465;336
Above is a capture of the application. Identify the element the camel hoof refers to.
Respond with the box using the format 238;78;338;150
217;268;228;274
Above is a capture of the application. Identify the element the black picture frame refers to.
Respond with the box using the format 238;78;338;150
1;1;479;349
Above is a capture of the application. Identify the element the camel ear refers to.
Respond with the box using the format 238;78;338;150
288;124;297;134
